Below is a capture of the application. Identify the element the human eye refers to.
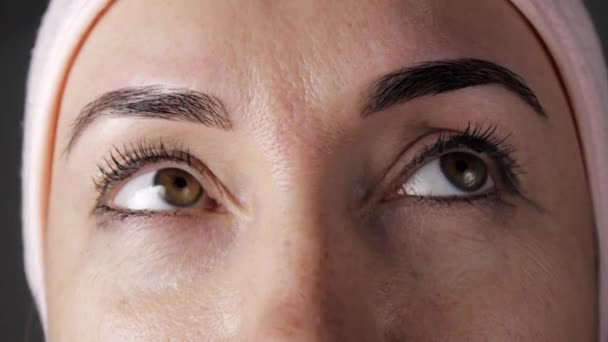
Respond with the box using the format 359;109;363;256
94;141;223;219
400;151;494;197
386;123;522;204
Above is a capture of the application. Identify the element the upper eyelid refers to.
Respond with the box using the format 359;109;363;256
363;125;518;204
95;142;248;216
370;123;498;193
400;129;512;181
94;139;212;190
95;146;201;195
363;129;461;201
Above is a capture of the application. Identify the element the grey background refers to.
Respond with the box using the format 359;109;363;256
1;1;606;340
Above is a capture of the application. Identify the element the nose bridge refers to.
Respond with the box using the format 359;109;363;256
230;82;374;338
235;179;346;340
264;187;328;294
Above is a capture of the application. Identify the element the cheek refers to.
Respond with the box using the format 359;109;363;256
373;207;596;341
45;208;596;341
46;233;242;341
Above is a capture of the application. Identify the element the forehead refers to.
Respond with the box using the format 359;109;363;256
59;0;552;160
66;0;534;89
60;0;549;138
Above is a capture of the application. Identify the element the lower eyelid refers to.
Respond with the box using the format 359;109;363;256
93;203;227;228
380;191;513;214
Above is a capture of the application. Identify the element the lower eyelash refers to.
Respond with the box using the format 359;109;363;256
95;204;190;220
408;190;515;207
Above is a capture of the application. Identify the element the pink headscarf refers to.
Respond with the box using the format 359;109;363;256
23;0;608;339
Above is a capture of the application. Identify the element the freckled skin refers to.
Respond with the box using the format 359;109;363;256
46;0;596;341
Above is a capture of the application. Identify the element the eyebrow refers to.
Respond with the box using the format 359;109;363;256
362;58;545;117
66;85;231;151
67;58;544;153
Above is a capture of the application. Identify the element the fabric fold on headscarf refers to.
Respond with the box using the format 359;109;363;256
23;0;608;339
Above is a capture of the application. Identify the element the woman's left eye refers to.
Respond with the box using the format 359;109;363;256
113;167;213;211
397;152;495;198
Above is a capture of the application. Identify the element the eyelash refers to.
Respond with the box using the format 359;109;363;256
393;122;522;203
95;123;522;213
94;140;198;200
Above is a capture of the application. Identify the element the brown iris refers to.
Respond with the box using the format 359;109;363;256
439;152;488;192
153;168;202;207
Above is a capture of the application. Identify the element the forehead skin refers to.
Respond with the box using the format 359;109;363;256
46;0;596;341
59;0;557;142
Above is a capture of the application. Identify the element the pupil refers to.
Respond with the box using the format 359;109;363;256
439;152;488;192
455;159;468;173
174;176;187;189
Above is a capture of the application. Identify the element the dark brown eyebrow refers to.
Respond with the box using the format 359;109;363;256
362;58;545;117
66;86;231;152
67;59;542;152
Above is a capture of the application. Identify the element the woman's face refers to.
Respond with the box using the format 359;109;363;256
46;0;597;340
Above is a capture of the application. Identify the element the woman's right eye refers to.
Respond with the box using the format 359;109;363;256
112;167;214;211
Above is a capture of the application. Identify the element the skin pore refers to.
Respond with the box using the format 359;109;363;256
46;0;596;340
